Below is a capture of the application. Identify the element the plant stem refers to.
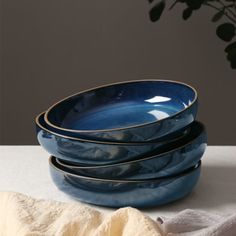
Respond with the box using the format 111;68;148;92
204;2;236;24
218;0;236;19
233;1;236;12
169;0;178;10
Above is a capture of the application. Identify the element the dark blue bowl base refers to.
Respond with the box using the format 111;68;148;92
50;161;201;208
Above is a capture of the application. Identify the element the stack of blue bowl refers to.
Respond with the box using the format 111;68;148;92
36;80;207;208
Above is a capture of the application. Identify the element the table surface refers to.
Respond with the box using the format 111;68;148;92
0;146;236;219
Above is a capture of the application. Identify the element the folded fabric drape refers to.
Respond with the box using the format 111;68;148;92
159;209;236;236
1;192;236;236
0;192;162;236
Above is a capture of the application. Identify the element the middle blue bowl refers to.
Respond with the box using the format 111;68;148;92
56;121;206;179
36;112;191;165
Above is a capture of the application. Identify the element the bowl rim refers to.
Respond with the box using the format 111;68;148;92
36;111;192;146
44;79;198;134
56;122;206;169
50;156;201;183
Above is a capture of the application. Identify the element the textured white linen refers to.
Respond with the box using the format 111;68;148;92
0;192;162;236
1;146;236;219
159;209;236;236
1;192;236;236
1;146;236;235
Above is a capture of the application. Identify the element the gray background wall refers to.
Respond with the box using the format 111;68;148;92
1;0;236;145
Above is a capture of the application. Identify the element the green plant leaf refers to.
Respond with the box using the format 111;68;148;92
183;7;193;20
212;10;224;22
216;23;235;42
227;51;236;69
225;42;236;69
149;0;166;22
225;41;236;53
225;4;235;7
186;0;204;10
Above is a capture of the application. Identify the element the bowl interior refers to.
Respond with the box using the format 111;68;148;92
46;80;197;131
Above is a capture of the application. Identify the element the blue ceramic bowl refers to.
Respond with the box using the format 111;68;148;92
56;121;206;179
49;156;201;208
44;80;198;142
36;112;189;165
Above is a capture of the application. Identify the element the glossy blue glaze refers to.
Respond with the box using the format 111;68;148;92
56;122;206;179
49;157;201;208
45;80;198;142
36;112;191;165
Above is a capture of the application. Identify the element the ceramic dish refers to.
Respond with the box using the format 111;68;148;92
49;156;201;208
56;121;206;179
44;80;198;142
36;112;190;165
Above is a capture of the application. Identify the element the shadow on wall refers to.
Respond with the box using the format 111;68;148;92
1;0;236;144
148;0;236;69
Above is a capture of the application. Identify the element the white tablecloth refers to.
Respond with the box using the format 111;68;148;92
0;146;236;219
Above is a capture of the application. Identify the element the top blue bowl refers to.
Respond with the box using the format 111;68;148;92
45;80;198;142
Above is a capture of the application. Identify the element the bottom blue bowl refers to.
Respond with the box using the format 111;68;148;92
49;156;201;208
